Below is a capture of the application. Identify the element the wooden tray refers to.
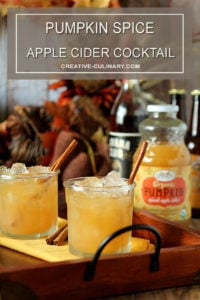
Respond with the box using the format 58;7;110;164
0;210;200;300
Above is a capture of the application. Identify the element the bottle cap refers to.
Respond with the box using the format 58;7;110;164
147;104;179;112
191;89;200;96
169;89;186;95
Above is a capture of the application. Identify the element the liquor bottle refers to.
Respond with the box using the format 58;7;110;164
109;80;148;178
169;89;187;124
186;90;200;218
134;104;191;223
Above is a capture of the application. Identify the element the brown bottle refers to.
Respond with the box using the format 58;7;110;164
169;89;187;124
186;90;200;218
109;80;148;178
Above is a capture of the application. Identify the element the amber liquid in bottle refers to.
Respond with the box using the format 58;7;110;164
109;80;147;178
134;104;191;223
186;90;200;218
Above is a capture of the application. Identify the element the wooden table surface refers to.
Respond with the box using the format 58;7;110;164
99;285;200;300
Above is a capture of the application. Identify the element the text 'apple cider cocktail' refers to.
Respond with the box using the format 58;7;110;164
64;171;134;257
0;163;59;239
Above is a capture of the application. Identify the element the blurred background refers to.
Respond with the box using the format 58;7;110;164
0;0;199;121
0;0;199;179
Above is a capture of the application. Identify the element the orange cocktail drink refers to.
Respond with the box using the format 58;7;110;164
0;164;58;238
64;172;134;257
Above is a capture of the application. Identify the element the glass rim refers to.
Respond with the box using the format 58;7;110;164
63;176;135;192
0;169;59;180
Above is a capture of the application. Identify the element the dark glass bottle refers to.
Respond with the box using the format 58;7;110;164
186;90;200;218
109;80;148;178
169;89;187;124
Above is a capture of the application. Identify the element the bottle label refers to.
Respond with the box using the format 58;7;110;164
190;154;200;208
134;165;191;221
109;131;141;178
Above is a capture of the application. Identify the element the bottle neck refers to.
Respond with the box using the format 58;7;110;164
149;111;177;119
122;80;129;91
110;80;147;132
189;94;200;136
122;80;141;93
170;93;187;123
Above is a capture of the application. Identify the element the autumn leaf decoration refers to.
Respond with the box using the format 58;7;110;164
0;0;120;16
44;80;120;174
6;105;58;166
45;80;119;137
0;80;120;169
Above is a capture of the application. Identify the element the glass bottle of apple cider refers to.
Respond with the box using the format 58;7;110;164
109;80;147;178
186;90;200;218
134;104;191;223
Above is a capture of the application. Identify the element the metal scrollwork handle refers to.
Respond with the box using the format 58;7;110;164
84;224;161;281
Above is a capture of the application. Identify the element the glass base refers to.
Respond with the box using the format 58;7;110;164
69;241;132;258
0;224;58;239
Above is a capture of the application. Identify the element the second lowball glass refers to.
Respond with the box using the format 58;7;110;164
64;173;134;257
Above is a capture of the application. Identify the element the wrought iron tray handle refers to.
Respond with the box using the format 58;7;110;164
84;224;161;281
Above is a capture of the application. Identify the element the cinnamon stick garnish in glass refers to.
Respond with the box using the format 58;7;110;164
128;140;148;184
50;139;78;171
45;139;78;246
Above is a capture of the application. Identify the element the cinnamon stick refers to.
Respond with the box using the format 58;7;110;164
50;139;78;171
45;140;78;245
53;226;68;246
128;140;148;184
46;224;68;245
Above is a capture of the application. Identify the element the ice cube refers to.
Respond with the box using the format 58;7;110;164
101;171;126;187
28;165;51;175
0;165;8;174
10;163;29;174
80;177;103;187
